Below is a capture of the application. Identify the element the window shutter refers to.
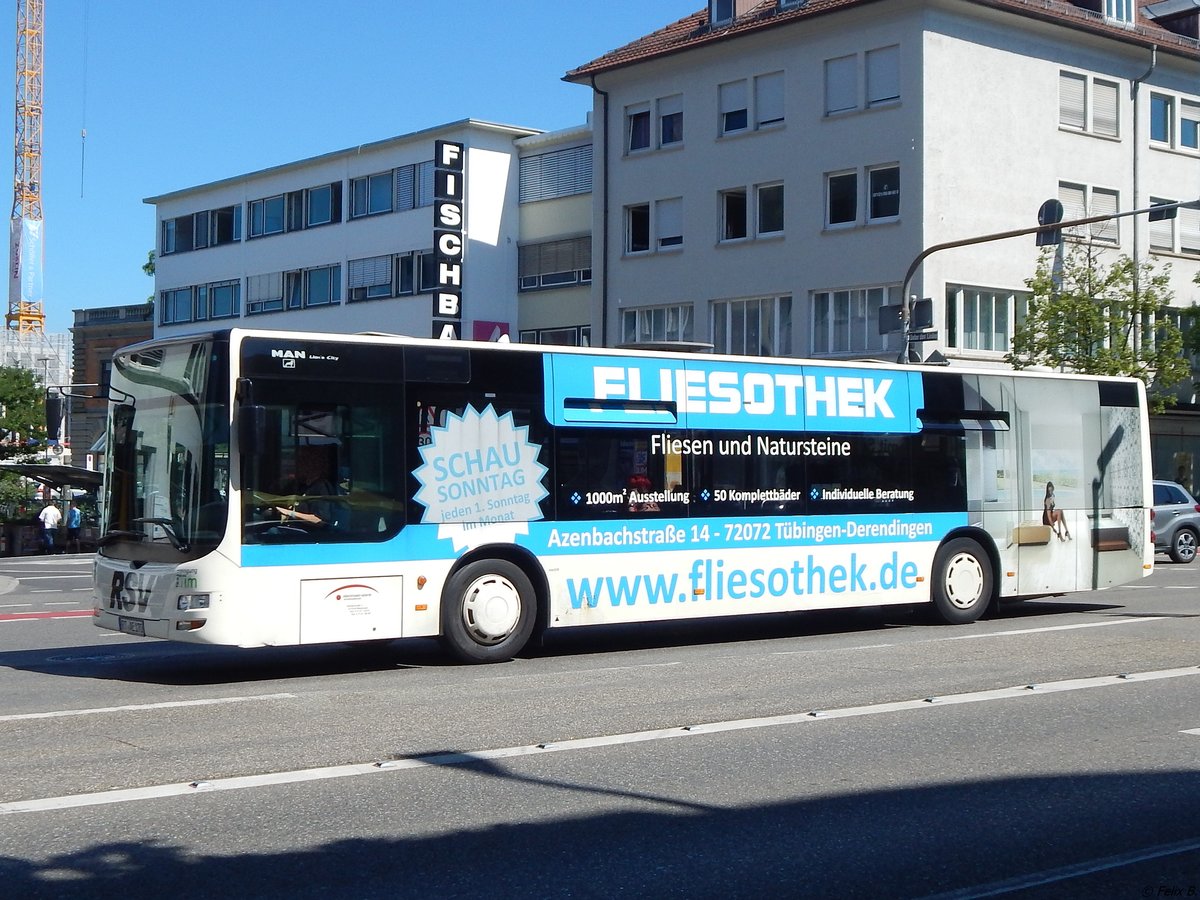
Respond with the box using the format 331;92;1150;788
1150;204;1174;251
1093;80;1118;136
1181;206;1200;254
719;80;748;130
519;145;592;203
656;197;683;246
755;72;784;125
866;46;899;105
348;255;390;288
1059;72;1086;129
824;55;857;114
1059;182;1087;237
395;165;415;211
1090;188;1119;241
247;272;283;303
416;160;435;207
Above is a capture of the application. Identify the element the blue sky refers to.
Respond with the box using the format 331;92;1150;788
1;0;700;334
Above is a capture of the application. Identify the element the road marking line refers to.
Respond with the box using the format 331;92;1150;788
0;693;296;723
0;610;92;622
918;837;1200;899
944;617;1159;640
0;603;32;608
1182;728;1200;736
16;578;92;585
4;666;1197;816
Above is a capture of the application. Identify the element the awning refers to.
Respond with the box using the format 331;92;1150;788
0;463;103;490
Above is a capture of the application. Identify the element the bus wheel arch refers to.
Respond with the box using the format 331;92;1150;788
439;546;546;664
929;532;996;625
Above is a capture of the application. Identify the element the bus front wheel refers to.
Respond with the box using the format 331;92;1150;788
440;559;536;664
930;538;993;625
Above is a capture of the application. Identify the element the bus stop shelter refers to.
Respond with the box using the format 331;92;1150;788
0;463;103;555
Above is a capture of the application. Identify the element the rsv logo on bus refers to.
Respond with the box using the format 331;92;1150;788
545;355;923;433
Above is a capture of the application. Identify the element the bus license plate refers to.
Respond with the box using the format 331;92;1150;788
118;617;145;637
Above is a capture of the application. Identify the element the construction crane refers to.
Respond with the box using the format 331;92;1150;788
9;0;45;333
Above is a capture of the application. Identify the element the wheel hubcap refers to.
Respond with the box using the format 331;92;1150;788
943;552;984;609
1179;533;1196;561
460;574;522;644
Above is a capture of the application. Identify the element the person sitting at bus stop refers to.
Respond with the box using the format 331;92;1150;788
65;500;82;553
38;501;61;554
276;445;339;527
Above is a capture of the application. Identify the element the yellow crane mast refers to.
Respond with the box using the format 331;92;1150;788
9;0;45;333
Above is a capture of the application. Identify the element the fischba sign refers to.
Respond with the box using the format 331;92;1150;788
432;140;465;340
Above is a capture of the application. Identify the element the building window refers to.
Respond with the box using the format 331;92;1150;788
519;145;592;202
1149;197;1200;256
161;205;240;255
1183;100;1200;149
757;183;784;236
249;195;285;238
626;204;651;253
518;326;591;346
394;161;436;212
304;265;341;307
811;287;895;355
824;55;857;115
519;236;592;290
826;171;857;226
721;189;748;241
417;250;437;293
247;272;285;315
1059;72;1119;137
712;296;792;357
351;172;394;217
710;0;734;26
868;166;900;221
1106;0;1134;24
946;285;1029;353
305;183;340;228
160;287;193;325
825;47;902;115
348;255;394;301
754;72;784;127
1060;181;1119;243
658;95;683;146
656;198;683;249
207;281;240;319
627;105;651;153
866;46;899;106
719;80;748;134
621;304;694;344
1151;93;1174;144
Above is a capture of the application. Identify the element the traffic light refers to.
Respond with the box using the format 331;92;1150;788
44;392;63;443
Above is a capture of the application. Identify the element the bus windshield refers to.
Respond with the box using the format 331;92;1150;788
100;338;230;563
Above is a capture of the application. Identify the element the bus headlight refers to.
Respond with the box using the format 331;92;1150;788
178;593;212;611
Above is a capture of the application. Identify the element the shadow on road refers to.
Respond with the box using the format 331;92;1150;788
0;767;1196;899
0;598;1129;686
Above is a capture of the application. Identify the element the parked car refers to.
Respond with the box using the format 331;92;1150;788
1152;480;1200;563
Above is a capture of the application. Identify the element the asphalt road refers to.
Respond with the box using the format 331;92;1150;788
0;553;1197;899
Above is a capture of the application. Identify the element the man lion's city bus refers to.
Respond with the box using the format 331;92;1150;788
93;329;1153;663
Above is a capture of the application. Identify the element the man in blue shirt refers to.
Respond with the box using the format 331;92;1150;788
65;500;82;554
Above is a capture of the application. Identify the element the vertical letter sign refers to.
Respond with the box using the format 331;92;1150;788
433;140;465;340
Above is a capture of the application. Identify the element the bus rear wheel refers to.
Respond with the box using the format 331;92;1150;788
930;538;992;625
440;559;536;664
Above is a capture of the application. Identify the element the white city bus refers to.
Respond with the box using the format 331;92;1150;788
93;329;1153;662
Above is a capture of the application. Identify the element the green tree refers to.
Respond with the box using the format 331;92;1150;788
144;250;155;303
0;365;46;460
1007;244;1191;412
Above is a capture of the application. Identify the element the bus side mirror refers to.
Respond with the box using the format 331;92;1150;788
237;405;271;456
